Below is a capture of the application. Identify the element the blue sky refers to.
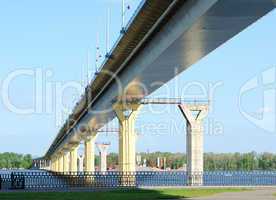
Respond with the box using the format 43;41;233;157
0;1;275;156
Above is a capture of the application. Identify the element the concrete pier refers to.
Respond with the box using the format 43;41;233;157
84;134;97;172
58;154;63;172
63;151;69;172
113;103;142;172
78;155;84;172
50;156;57;171
97;143;110;172
69;144;79;172
178;104;208;186
54;156;59;172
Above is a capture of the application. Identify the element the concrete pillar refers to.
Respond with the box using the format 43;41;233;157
54;156;59;172
84;134;97;172
55;157;59;172
58;154;64;172
51;158;55;171
113;103;142;172
63;151;70;172
78;155;84;172
50;158;54;171
97;143;110;172
178;104;208;186
69;145;79;172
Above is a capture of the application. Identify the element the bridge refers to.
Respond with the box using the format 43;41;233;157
43;0;275;186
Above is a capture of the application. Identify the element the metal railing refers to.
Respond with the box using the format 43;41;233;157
1;171;276;190
0;173;12;190
112;97;210;105
7;171;185;189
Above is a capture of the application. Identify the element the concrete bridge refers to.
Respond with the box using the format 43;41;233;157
44;0;275;186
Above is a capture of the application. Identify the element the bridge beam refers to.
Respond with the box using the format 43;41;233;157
69;144;79;172
84;133;97;172
178;104;208;186
113;103;142;172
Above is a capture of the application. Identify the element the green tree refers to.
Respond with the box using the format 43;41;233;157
0;152;32;169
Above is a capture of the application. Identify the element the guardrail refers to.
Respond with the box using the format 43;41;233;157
1;171;276;191
9;171;186;189
0;173;12;190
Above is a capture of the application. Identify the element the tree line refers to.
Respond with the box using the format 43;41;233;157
102;151;276;171
0;152;32;169
204;152;276;171
2;151;276;171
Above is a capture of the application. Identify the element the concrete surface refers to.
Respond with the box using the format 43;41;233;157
189;188;276;200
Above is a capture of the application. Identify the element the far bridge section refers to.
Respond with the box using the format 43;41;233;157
43;0;276;187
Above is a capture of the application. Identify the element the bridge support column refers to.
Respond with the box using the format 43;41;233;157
53;157;57;171
113;102;142;186
97;143;110;172
63;151;70;172
78;155;84;172
69;144;79;172
50;158;53;171
54;156;59;172
84;134;97;172
58;154;64;172
113;103;142;172
178;104;208;186
50;157;56;171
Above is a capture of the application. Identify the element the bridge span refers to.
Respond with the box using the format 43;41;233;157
44;0;275;186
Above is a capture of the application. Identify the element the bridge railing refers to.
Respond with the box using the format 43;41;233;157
0;173;12;190
1;171;276;191
7;171;186;190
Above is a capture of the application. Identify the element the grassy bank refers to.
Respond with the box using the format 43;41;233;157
0;188;248;200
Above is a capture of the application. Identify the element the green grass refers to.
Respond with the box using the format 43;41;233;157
155;188;248;198
0;188;248;200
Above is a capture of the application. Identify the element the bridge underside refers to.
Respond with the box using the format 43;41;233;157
46;0;275;183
